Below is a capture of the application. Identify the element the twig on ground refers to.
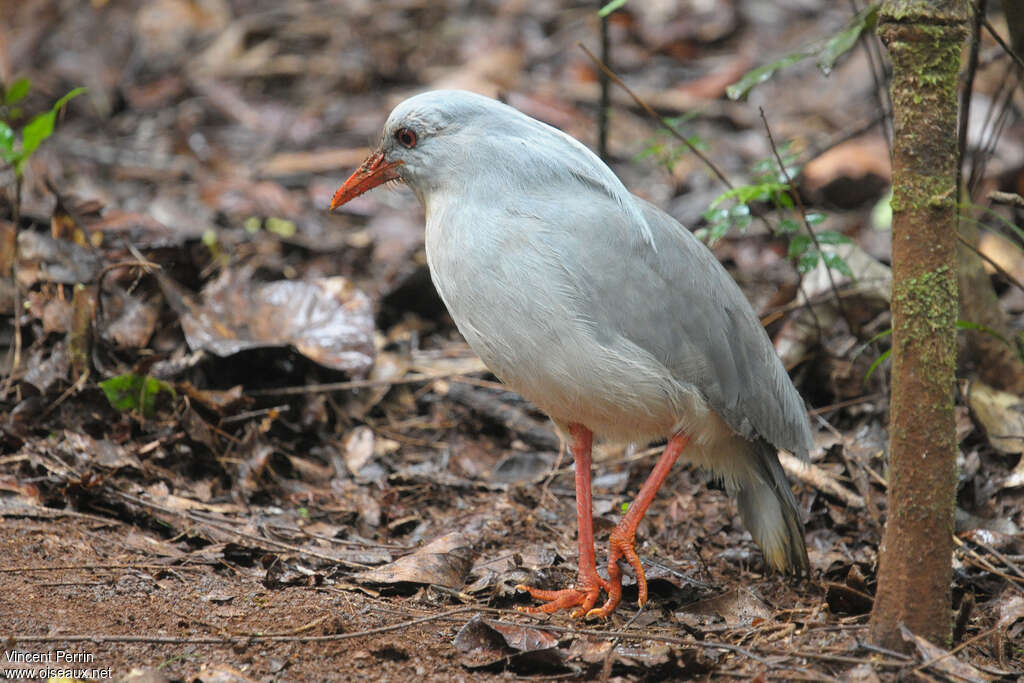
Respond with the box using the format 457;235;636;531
777;451;865;508
957;233;1024;293
988;191;1024;208
9;607;479;645
0;562;209;573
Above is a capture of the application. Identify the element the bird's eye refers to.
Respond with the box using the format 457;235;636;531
395;128;417;148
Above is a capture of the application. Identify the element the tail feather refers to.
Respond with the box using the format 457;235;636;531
733;438;809;575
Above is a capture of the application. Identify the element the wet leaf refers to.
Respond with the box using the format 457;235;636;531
170;269;375;375
453;615;566;673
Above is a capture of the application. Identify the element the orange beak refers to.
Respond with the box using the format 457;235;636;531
329;151;403;211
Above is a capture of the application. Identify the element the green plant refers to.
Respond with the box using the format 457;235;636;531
99;373;176;418
852;320;1020;384
634;113;707;173
598;0;628;17
0;78;84;177
725;4;880;100
696;142;853;276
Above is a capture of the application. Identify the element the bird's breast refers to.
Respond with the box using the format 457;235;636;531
421;203;699;442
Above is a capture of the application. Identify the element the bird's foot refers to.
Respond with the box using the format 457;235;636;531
585;526;648;619
516;574;610;618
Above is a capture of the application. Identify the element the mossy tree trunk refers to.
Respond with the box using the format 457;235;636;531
869;0;967;650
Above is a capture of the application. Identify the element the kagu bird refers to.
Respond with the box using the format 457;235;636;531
330;90;811;618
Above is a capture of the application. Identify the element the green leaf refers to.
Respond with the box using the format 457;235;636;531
708;217;731;245
702;206;729;224
728;4;880;98
798;249;821;273
729;203;751;218
634;142;663;161
864;348;890;382
99;373;176;417
956;319;1012;348
817;4;879;75
20;110;55;160
850;328;892;362
787;234;812;259
805;212;827;225
726;51;810;100
0;122;13;155
4;77;30;105
822;251;854;278
814;230;852;245
713;181;787;207
773;189;794;209
598;0;627;17
52;86;86;112
779;218;801;233
19;87;85;161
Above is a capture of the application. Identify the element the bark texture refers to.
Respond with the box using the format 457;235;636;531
869;0;967;651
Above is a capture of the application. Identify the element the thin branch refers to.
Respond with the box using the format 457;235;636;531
957;0;985;212
578;42;827;339
597;0;611;161
804;108;890;161
578;42;734;191
0;562;210;573
848;0;893;150
110;489;375;570
9;607;478;645
956;232;1024;293
247;372;465;397
972;0;1024;71
988;190;1024;208
760;107;856;334
911;625;1002;677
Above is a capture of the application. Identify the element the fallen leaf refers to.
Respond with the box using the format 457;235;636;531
967;380;1024;455
162;269;376;376
899;623;993;681
355;532;472;591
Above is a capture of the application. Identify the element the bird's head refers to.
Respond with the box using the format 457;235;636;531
328;90;499;211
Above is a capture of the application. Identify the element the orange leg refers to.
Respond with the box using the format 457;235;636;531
587;432;691;619
517;423;610;617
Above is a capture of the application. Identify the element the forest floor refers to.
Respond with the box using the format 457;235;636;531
1;0;1023;680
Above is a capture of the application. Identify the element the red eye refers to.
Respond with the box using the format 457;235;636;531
396;127;417;148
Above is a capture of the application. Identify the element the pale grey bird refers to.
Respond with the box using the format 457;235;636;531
330;90;811;618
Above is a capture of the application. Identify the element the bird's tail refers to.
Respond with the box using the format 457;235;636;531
732;438;809;575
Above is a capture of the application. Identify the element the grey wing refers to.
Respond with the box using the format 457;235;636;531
549;195;813;460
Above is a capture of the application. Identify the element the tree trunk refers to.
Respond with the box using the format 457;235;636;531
869;0;967;651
